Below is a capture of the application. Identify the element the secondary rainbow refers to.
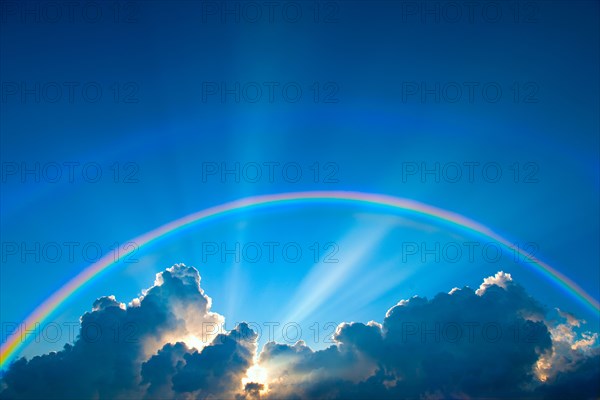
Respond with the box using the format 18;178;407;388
2;191;598;368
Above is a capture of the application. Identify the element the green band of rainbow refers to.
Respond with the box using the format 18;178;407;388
2;191;598;368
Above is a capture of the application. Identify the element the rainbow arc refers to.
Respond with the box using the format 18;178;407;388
1;191;597;368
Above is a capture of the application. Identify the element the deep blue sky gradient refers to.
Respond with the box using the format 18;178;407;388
1;0;598;360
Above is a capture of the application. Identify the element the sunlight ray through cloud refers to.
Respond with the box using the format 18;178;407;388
281;221;395;327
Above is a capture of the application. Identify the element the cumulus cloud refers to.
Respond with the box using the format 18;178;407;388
534;307;599;398
0;264;228;399
475;270;513;295
260;275;553;399
142;323;257;399
1;265;598;399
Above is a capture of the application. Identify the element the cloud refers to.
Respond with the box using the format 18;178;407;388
260;272;554;399
536;350;600;399
1;265;598;399
475;270;513;295
259;270;598;399
0;264;227;399
142;323;257;399
534;307;599;394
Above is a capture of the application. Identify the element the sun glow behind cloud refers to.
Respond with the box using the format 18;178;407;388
181;335;207;351
242;363;269;391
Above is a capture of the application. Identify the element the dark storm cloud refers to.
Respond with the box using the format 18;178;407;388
172;323;257;395
1;268;598;399
260;272;597;400
141;323;257;399
0;264;227;399
537;350;600;399
141;341;190;399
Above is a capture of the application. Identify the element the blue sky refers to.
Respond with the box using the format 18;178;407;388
0;1;599;397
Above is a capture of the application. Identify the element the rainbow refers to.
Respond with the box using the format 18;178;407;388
1;191;598;368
